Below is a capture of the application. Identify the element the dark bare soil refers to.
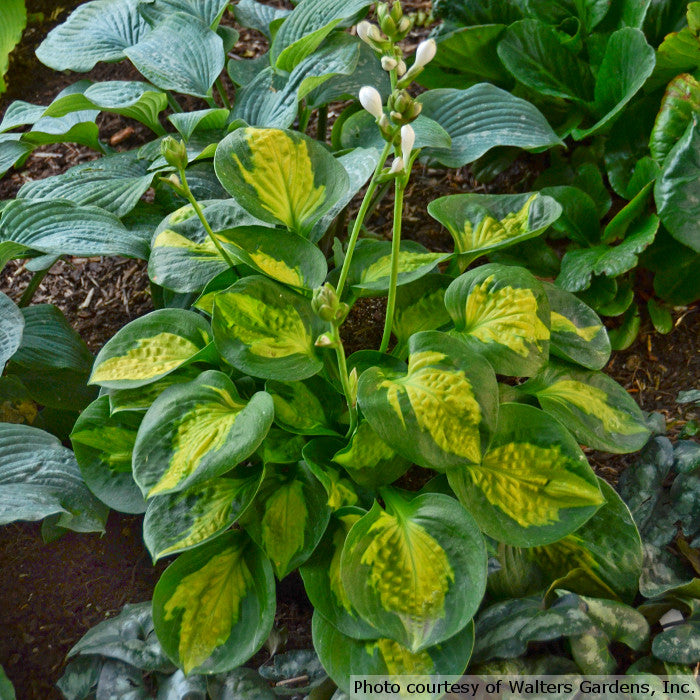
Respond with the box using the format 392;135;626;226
0;1;698;698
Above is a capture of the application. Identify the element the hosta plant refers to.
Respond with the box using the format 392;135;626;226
0;0;666;695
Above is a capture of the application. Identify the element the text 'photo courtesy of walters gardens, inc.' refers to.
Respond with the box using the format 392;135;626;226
348;675;700;699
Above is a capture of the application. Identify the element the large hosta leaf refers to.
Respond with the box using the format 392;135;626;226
133;370;273;497
70;396;146;514
0;291;23;372
152;531;275;675
543;282;611;370
18;152;155;218
448;403;603;547
137;0;229;27
212;276;325;381
144;466;264;561
36;0;150;72
90;309;213;389
214;128;349;237
124;13;225;98
428;192;561;267
313;613;474;694
418;85;563;167
233;0;290;38
341;491;486;652
518;362;650;453
0;423;107;532
445;263;550;377
358;331;498;470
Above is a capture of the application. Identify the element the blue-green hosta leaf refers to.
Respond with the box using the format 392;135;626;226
233;0;290;38
489;479;643;603
41;81;168;135
214;128;349;237
0;101;46;133
212;276;325;381
428;192;561;267
124;13;225;98
18;152;154;218
418;85;563;167
314;613;474;695
0;135;32;180
543;282;611;370
0;422;107;532
90;309;213;389
70;396;146;514
168;108;228;141
0;199;150;260
137;0;229;27
448;403;603;547
340;492;486;652
144;467;264;561
0;291;23;372
152;531;275;675
270;0;372;72
36;0;150;72
240;461;331;579
358;331;498;471
519;361;651;453
133;370;273;497
445;263;551;377
0;0;26;95
655;118;700;253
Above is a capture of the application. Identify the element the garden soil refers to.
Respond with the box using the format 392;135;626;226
0;1;698;697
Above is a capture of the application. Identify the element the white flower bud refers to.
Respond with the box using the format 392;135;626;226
359;86;384;120
400;124;415;158
396;59;407;76
389;157;405;174
381;56;398;71
356;21;372;43
398;16;411;33
414;39;437;68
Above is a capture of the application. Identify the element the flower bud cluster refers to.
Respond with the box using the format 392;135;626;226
312;283;350;325
161;136;188;171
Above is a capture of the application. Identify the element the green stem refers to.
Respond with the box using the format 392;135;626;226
167;93;183;113
178;168;237;269
298;104;311;134
205;95;218;109
331;324;358;437
379;178;406;353
215;78;232;109
336;140;393;299
316;104;328;142
18;267;50;307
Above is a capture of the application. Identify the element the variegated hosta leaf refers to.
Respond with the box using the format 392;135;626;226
259;428;307;465
133;370;273;498
152;530;275;675
70;395;146;514
143;466;264;561
340;492;487;652
518;361;650;453
448;403;603;547
214;127;349;236
313;613;475;695
265;376;345;436
444;263;550;377
108;366;201;413
357;331;498;471
427;192;561;267
543;281;611;371
302;442;361;511
489;480;643;603
90;309;213;390
241;462;331;579
212;276;325;381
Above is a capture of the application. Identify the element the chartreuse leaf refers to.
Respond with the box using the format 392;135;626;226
358;331;498;471
266;376;345;436
35;0;150;72
0;0;26;95
137;0;230;27
489;479;643;603
70;396;146;515
153;530;275;675
90;309;213;390
133;370;273;498
108;366;200;414
448;403;603;547
543;282;610;370
212;276;325;381
144;466;264;561
428;192;561;268
302;441;361;511
241;462;331;579
340;491;486;652
0;291;23;372
215;128;349;237
124;13;225;98
314;614;475;695
519;362;650;453
445;263;551;377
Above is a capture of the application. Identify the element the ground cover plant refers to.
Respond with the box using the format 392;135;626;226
0;0;698;697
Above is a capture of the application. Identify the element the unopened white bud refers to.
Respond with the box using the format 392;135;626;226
400;124;415;158
396;59;407;76
398;16;411;33
414;39;437;68
389;157;405;174
356;21;372;43
359;86;384;120
381;56;398;71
